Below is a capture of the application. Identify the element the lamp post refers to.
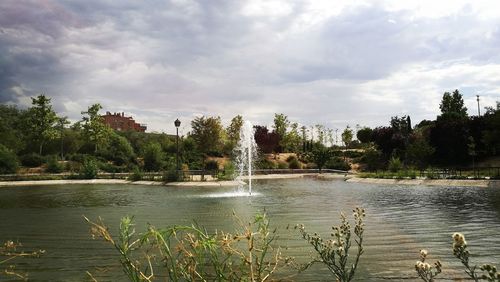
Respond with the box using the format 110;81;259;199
476;95;481;116
174;119;181;179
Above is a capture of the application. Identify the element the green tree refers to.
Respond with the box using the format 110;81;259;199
143;142;164;172
81;104;111;153
356;127;373;144
406;137;435;169
284;122;302;152
439;89;468;119
102;133;135;166
311;146;331;172
57;116;70;160
341;126;353;148
0;105;26;153
27;94;59;155
225;115;243;153
0;144;19;174
190;116;225;155
273;113;289;151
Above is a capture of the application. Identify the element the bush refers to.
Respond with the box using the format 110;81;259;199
128;168;143;181
46;156;64;173
286;155;297;163
343;150;363;158
288;158;301;169
20;153;44;167
277;161;288;169
218;161;235;180
99;162;126;173
163;169;180;182
80;158;98;179
204;159;219;171
0;144;19;174
388;157;403;172
143;143;164;172
325;157;351;171
66;153;87;163
257;158;276;169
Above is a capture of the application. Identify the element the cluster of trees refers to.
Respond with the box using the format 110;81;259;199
356;90;500;170
1;90;498;176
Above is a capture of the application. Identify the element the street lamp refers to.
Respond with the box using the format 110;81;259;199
476;95;481;116
174;119;181;179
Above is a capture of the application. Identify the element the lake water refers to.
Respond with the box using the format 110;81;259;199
1;178;499;281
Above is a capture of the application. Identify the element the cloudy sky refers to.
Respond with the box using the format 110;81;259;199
1;0;500;134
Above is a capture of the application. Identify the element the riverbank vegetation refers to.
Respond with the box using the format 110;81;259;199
85;209;499;281
0;90;499;180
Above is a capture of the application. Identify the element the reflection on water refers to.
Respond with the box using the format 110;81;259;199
0;179;499;281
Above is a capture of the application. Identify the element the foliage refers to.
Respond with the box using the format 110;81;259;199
257;157;277;169
143;142;164;172
226;115;244;152
80;158;98;179
85;212;284;281
204;159;219;170
406;136;435;170
288;158;301;169
46;156;64;173
0;105;26;153
356;127;373;144
101;133;135;166
190;116;225;155
20;153;44;167
254;126;281;154
0;144;19;174
295;208;365;282
388;157;403;172
273;113;290;149
277;161;289;169
414;249;442;282
128;167;143;181
284;123;302;152
325;157;351;171
218;161;236;180
341;126;353;148
311;146;331;172
1;240;45;280
439;89;468;119
81;104;111;153
26;94;59;155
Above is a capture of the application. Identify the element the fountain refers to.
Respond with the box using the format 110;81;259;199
235;120;258;195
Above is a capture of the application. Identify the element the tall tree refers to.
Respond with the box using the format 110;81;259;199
81;104;111;153
439;89;468;119
190;116;225;155
227;115;243;144
341;126;353;148
356;127;373;144
284;122;302;152
27;94;59;155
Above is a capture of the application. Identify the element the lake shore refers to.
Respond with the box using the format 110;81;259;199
0;173;497;188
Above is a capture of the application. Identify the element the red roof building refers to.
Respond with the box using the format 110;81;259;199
102;112;147;132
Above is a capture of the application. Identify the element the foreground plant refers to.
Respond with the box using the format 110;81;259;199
452;232;499;281
85;212;284;281
295;207;365;282
414;249;441;282
0;240;45;280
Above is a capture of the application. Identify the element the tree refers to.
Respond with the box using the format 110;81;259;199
225;115;244;153
143;142;164;171
0;105;26;153
273;113;289;152
57;116;70;160
341;126;353;148
190;116;225;155
284;122;302;152
0;144;19;174
81;104;111;153
406;135;435;169
439;89;468;119
27;94;59;155
253;126;280;154
356;127;373;144
311;146;331;172
102;133;135;166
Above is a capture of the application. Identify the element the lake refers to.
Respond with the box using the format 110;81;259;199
1;178;499;281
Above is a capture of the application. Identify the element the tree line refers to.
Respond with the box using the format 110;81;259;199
0;90;499;176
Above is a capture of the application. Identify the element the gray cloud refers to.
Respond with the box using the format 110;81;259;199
1;0;500;133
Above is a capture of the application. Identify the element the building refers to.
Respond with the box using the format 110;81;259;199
102;112;147;132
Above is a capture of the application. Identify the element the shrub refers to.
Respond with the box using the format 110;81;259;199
46;156;64;173
388;157;403;172
128;167;143;181
163;169;180;182
218;161;235;180
80;158;98;179
257;158;276;169
325;157;351;171
143;142;164;172
0;144;19;174
20;153;44;167
277;161;288;169
288;158;301;169
204;159;219;171
286;155;298;162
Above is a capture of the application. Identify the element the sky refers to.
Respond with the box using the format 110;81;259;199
1;0;500;135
